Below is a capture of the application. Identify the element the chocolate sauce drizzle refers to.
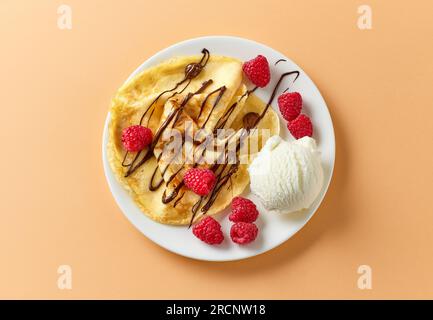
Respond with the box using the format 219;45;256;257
250;70;300;128
162;181;184;204
157;84;228;201
199;86;226;128
139;49;209;126
173;192;185;208
154;80;227;198
121;151;130;167
122;49;210;177
125;79;212;177
275;58;287;65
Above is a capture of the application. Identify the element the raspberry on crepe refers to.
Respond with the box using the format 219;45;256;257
242;55;271;87
184;168;216;196
121;125;153;152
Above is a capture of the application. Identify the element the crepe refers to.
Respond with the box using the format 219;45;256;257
108;53;279;225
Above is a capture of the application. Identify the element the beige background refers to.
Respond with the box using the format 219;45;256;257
0;0;432;299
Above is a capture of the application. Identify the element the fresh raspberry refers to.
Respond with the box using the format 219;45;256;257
183;168;216;196
192;216;224;245
229;197;259;223
278;92;303;121
121;125;153;152
230;222;258;245
242;55;271;87
288;114;313;139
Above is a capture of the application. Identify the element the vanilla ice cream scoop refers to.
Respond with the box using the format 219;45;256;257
248;136;324;213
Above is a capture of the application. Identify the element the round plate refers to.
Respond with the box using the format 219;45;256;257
102;36;335;261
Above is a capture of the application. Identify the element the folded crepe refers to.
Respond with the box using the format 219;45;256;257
108;54;279;225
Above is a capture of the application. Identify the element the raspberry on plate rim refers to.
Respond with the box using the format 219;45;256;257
229;196;259;223
242;55;271;88
278;92;303;121
192;216;224;245
230;222;259;245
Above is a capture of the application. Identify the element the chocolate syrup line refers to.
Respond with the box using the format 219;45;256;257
168;79;191;100
149;160;178;192
173;192;185;208
121;151;130;167
282;72;299;93
200;86;226;129
188;161;227;226
273;59;299;93
213;85;256;131
188;162;237;227
149;150;181;191
214;102;236;130
199;48;210;66
191;197;203;216
197;86;226;120
139;49;210;126
189;137;243;226
192;135;214;166
154;133;187;191
162;181;184;204
122;49;210;177
161;127;204;202
161;134;187;188
166;165;184;187
156;79;217;202
170;79;213;131
149;78;192;125
140;80;186;127
187;162;230;224
275;58;287;65
155;84;227;199
201;163;238;214
125;107;181;177
186;85;260;226
252;70;300;128
125;80;212;177
149;169;165;191
239;86;258;101
149;154;168;191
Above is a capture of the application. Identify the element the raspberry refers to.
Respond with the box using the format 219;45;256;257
229;197;259;223
192;216;224;245
288;114;313;139
183;168;216;196
278;92;303;121
230;222;258;245
242;55;271;87
121;125;153;152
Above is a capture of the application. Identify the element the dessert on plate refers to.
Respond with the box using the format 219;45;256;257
107;48;324;245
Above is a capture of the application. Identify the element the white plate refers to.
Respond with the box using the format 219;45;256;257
102;36;335;261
